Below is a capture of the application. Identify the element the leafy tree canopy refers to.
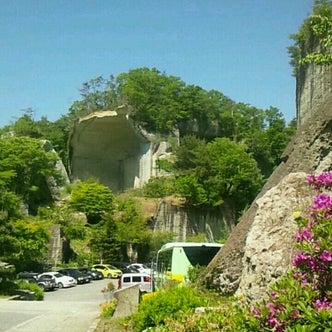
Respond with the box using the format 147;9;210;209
289;0;332;74
68;179;115;224
0;136;62;214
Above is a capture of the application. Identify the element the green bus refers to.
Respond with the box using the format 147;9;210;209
155;242;222;289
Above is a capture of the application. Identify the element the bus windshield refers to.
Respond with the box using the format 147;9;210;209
183;246;221;266
155;242;222;289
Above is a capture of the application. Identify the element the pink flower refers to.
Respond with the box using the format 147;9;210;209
307;172;332;189
311;194;332;216
320;250;332;262
314;298;332;310
295;227;314;242
251;305;261;317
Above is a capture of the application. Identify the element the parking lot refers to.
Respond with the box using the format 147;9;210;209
0;278;115;332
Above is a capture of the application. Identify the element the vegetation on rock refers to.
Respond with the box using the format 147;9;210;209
289;0;332;74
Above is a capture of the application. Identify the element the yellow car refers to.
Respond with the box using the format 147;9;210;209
92;264;122;279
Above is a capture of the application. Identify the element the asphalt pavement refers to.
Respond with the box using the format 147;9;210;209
0;278;115;332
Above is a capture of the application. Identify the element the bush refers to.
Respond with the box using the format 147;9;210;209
131;286;205;331
100;298;117;318
0;280;17;295
16;280;44;300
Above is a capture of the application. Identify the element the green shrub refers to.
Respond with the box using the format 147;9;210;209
187;265;206;283
17;281;44;300
0;280;17;295
100;299;117;318
131;286;205;331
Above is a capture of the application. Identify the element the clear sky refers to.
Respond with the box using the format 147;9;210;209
1;0;314;127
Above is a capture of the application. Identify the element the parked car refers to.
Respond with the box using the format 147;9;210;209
118;272;153;293
57;268;92;284
127;263;151;275
17;272;57;291
38;272;77;288
92;264;122;279
110;262;140;274
78;267;103;280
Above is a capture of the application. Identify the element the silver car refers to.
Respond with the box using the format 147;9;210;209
38;272;77;289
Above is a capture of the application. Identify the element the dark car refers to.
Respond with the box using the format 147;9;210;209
78;267;103;280
57;268;92;284
110;262;139;274
17;272;57;291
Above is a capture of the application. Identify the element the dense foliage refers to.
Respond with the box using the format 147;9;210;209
68;179;115;224
131;286;205;331
289;0;332;74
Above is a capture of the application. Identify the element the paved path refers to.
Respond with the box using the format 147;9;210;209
0;278;115;332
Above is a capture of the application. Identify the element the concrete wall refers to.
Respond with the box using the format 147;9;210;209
112;285;140;318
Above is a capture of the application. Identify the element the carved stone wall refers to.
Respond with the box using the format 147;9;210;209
69;109;173;194
153;200;233;242
296;63;332;126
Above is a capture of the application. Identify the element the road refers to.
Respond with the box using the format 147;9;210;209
0;278;116;332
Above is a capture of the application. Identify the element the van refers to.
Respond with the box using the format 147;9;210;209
118;272;153;293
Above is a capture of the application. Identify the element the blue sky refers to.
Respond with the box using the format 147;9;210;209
1;0;313;127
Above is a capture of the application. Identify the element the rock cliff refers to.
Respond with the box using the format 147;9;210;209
296;62;332;126
201;96;332;301
69;107;173;193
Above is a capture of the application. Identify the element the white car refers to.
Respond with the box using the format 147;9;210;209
127;263;151;275
118;272;153;293
38;272;77;289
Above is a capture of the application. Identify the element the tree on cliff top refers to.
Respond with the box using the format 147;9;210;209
289;0;332;74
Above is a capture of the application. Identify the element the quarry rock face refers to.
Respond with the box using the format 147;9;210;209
69;108;173;193
296;63;332;126
202;97;332;301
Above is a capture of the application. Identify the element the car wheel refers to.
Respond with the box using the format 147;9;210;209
38;283;45;290
58;282;64;289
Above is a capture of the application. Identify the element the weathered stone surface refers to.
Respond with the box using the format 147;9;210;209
296;63;332;126
201;97;332;300
69;108;173;193
153;200;233;242
235;172;314;301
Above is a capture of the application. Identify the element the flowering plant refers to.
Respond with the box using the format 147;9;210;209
249;172;332;331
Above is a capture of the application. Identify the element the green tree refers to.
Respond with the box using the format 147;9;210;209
0;136;62;214
68;179;115;224
12;113;42;138
89;217;121;263
173;137;263;217
117;67;186;133
203;138;263;211
114;198;150;261
8;219;49;271
289;0;332;74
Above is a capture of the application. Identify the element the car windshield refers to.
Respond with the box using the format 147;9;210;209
53;273;63;278
107;265;117;269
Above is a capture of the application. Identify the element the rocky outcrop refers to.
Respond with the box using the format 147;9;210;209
153;200;234;242
235;172;314;301
69;108;174;193
296;62;332;127
201;97;332;301
42;140;70;200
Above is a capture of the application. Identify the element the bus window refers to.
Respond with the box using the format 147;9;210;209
183;246;221;266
